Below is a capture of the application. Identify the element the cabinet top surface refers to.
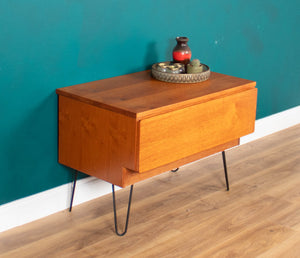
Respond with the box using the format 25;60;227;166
56;70;256;119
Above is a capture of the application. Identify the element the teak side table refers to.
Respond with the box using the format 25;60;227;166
56;70;257;236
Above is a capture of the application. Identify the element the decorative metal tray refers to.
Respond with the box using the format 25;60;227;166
152;62;210;84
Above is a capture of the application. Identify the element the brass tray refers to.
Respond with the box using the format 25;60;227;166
152;62;210;83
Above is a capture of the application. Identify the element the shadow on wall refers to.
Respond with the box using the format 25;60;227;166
165;38;174;62
144;41;159;70
143;38;175;70
1;92;78;204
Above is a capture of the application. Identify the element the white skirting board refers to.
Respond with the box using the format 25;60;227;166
240;106;300;145
1;105;300;233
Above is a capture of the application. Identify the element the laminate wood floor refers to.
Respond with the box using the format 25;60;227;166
0;124;300;258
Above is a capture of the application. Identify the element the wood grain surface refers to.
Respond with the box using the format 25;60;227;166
58;95;137;186
138;88;257;171
0;124;299;258
56;71;256;119
58;95;240;187
123;139;239;186
57;71;257;186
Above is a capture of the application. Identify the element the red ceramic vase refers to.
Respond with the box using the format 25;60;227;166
172;37;192;65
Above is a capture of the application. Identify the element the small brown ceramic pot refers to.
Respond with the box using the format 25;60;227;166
172;37;192;65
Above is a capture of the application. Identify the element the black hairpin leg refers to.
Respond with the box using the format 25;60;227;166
222;151;230;191
112;184;134;236
171;168;179;172
69;170;78;212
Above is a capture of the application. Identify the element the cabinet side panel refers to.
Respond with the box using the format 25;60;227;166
138;88;257;172
58;96;137;185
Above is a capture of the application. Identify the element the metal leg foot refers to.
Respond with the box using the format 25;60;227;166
112;184;134;236
222;151;230;191
69;170;78;212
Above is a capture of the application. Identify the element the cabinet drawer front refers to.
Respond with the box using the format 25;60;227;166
138;88;257;172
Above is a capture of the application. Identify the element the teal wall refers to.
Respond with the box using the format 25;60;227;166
0;0;299;205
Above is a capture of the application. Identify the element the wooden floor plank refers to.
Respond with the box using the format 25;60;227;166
198;222;293;258
258;231;300;258
0;124;299;257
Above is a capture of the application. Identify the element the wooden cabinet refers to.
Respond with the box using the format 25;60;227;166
56;71;257;187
